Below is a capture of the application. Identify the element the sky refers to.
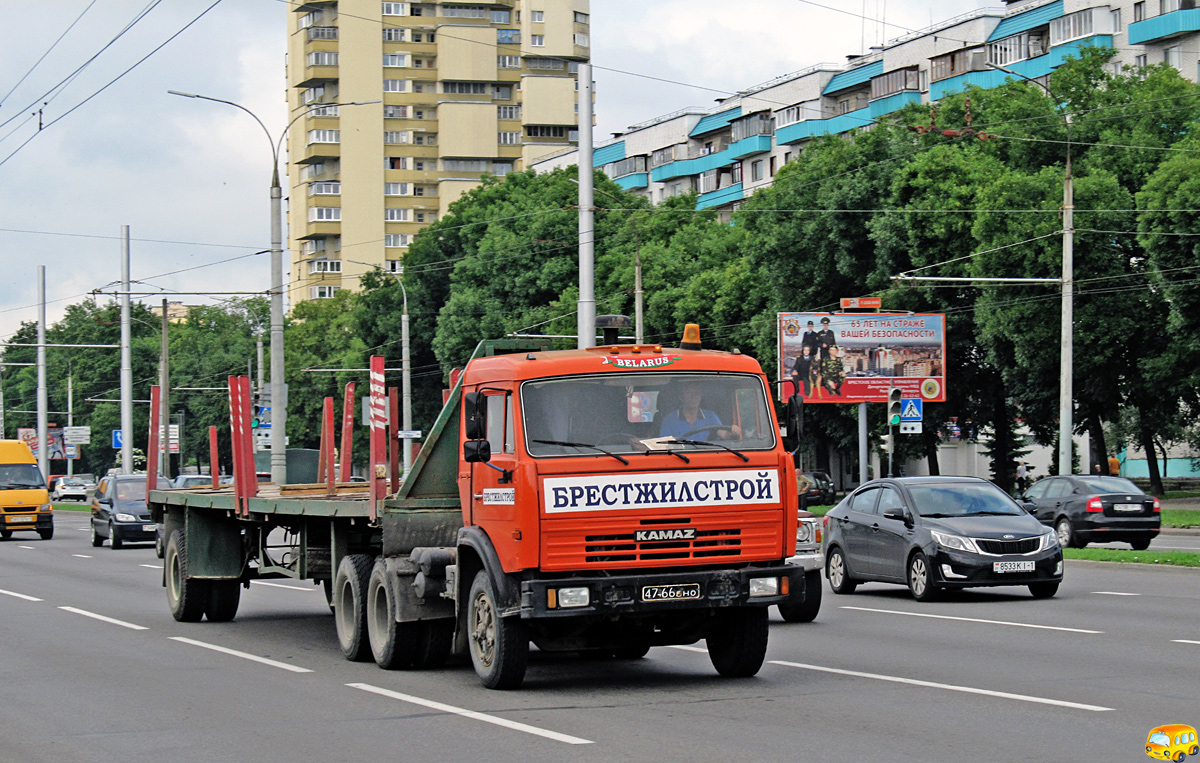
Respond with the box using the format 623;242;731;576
0;0;996;341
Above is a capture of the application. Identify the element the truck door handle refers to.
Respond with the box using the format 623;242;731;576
473;494;483;499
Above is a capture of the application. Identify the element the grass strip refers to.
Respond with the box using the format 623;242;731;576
1162;509;1200;528
51;503;90;512
1164;490;1200;500
1064;548;1200;567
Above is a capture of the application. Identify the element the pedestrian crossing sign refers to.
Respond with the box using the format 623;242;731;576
900;399;923;421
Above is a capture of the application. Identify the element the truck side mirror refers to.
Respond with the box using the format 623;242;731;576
463;439;492;463
464;391;487;441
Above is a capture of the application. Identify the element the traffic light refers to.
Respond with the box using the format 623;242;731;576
888;388;902;426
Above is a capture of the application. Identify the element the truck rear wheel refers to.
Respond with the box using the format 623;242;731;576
706;607;768;678
166;529;210;622
777;569;822;623
205;580;241;622
367;558;419;670
333;554;374;662
468;570;528;689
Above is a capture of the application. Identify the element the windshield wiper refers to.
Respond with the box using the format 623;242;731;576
672;439;749;462
532;439;629;465
969;510;1020;516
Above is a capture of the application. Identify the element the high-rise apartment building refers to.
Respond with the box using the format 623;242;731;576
287;0;590;303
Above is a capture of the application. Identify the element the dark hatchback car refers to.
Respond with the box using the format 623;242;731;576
823;476;1063;601
1022;475;1160;550
802;471;836;506
90;474;167;549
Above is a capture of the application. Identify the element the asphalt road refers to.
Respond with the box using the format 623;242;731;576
2;509;1197;763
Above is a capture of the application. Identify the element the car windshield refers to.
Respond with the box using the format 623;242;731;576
522;372;776;456
1149;733;1170;747
909;482;1023;517
0;464;46;489
62;478;86;486
115;477;167;500
1077;476;1141;494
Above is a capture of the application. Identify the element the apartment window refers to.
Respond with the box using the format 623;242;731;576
837;99;853;115
413;185;428;196
531;10;544;22
384;131;410;144
491;9;510;23
302;86;325;104
526;125;566;138
776;104;803;127
309;181;341;195
308;259;342;274
988;29;1047;66
731;112;773;141
1050;9;1095;46
699;169;718;193
384;105;408;118
869;67;919;100
309;207;341;222
415;212;436;223
769;156;777;176
1165;45;1182;69
1163;0;1181;11
497;29;521;44
607;156;646;178
498;131;521;145
413;30;434;42
1134;2;1146;20
383;54;408;67
385;157;409;170
383;79;409;92
307;129;340;144
498;55;521;68
525;57;562;70
302;162;325;180
443;81;488;94
308;105;339;118
442;4;487;17
531;34;545;46
303;239;325;255
299;11;321;28
497;105;521;119
492;161;513;176
385;208;411;222
414;133;436;145
414;160;427;170
568;61;580;74
443;158;490;171
1111;9;1122;33
931;49;982;82
1135;53;1148;68
651;146;677;167
731;163;742;183
492;85;512;99
382;28;406;41
386;260;404;273
575;11;589;24
574;33;590;47
385;182;410;195
310;285;341;299
307;51;338;66
750;160;763;182
414;108;434;119
381;2;407;15
385;234;411;248
308;26;338;40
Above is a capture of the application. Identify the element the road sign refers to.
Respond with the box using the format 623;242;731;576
397;430;422;439
839;297;882;310
900;422;923;434
112;430;123;449
900;398;923;421
63;426;91;445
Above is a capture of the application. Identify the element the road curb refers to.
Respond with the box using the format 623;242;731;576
1065;558;1200;571
1159;527;1200;536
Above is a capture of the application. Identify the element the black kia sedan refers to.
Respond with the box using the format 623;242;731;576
822;476;1063;601
1021;475;1160;550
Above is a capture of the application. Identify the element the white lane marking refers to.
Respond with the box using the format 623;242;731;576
169;637;313;673
254;581;314;591
1093;591;1140;596
72;554;93;559
839;606;1103;634
140;564;160;569
348;683;593;745
58;606;148;631
18;545;35;549
1173;639;1200;645
0;588;43;602
771;661;1113;712
77;528;89;532
667;645;708;653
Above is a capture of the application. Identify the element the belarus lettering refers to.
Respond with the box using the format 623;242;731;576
544;469;780;513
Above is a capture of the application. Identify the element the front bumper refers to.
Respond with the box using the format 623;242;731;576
2;513;52;531
931;546;1063;589
786;549;823;572
520;564;804;619
113;522;158;542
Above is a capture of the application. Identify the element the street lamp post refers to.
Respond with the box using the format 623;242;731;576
169;91;379;485
986;63;1074;476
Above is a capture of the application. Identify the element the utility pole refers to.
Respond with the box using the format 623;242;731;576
120;226;133;474
577;62;595;349
858;402;868;485
36;265;48;479
634;228;644;344
1059;159;1074;476
66;372;73;477
159;299;171;479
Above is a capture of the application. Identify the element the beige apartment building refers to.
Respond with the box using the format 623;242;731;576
287;0;590;302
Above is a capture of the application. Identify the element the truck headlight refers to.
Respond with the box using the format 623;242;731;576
796;522;812;544
930;530;980;554
552;587;590;608
749;577;779;597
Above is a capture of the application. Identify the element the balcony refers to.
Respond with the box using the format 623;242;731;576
728;134;772;160
650;147;734;182
1129;9;1200;44
614;173;648;190
930;34;1112;100
697;183;743;210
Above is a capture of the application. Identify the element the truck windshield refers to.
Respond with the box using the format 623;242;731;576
0;464;46;489
522;372;776;457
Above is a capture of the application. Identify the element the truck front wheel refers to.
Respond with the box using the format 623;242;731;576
334;554;374;662
777;569;822;623
166;530;210;622
706;607;768;678
468;570;528;689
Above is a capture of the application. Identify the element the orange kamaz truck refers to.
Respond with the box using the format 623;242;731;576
151;332;804;689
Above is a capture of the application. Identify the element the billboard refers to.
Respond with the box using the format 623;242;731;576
17;428;78;460
778;312;947;403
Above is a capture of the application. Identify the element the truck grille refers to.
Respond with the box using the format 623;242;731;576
975;537;1039;555
541;510;784;571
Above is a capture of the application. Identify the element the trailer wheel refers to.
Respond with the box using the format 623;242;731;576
414;619;454;669
777;569;822;623
706;607;769;678
205;580;241;622
166;529;210;622
468;570;528;689
333;554;374;662
367;558;419;670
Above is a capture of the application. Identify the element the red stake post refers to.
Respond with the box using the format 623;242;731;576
238;376;258;503
388;386;400;494
339;382;356;483
228;376;245;513
146;385;161;504
368;356;387;520
323;397;336;496
209;425;219;488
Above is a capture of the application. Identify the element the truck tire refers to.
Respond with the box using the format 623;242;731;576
334;554;374;662
706;607;769;678
468;570;528;689
367;558;419;670
205;580;241;622
166;529;210;622
777;569;822;623
414;619;454;669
